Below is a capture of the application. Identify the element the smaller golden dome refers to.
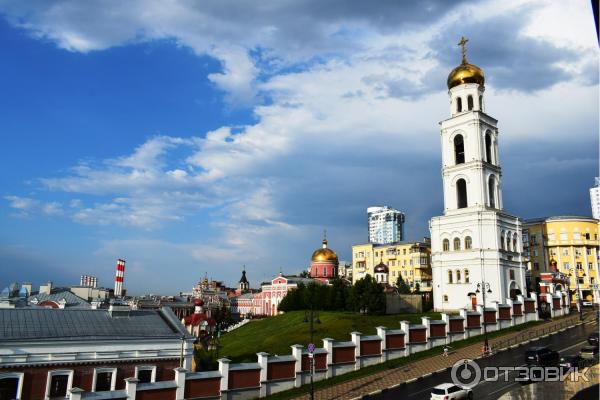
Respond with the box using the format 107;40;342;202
311;238;339;263
447;63;485;89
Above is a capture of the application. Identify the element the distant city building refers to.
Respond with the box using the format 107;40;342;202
238;267;250;294
337;260;352;281
0;305;194;399
310;235;339;283
351;239;432;292
590;177;600;220
80;274;97;288
259;273;314;316
181;298;216;338
523;216;599;305
191;275;230;311
367;206;405;244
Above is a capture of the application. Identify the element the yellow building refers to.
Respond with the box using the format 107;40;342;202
351;239;432;292
523;216;600;304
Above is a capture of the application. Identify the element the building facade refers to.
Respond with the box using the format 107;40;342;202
0;305;194;400
367;206;405;244
590;177;600;220
351;240;432;292
429;38;527;312
523;216;599;304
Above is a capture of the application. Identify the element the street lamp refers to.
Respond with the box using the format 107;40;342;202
474;282;492;355
568;268;585;321
304;285;320;400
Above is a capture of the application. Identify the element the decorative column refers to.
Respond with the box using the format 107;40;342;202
350;332;361;370
322;338;334;379
376;326;387;362
421;317;431;349
218;358;230;394
400;321;411;356
173;368;187;400
257;352;269;397
291;345;303;388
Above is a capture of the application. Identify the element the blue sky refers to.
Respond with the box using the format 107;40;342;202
0;0;598;294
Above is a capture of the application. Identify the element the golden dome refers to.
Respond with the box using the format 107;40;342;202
447;63;485;89
447;36;484;90
311;238;339;263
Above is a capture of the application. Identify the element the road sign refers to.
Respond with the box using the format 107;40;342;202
307;343;315;353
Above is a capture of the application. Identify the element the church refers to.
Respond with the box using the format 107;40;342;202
429;38;527;312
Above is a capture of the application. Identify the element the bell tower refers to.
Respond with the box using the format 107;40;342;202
430;37;526;312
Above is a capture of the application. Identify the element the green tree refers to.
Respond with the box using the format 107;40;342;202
350;275;386;314
396;274;411;294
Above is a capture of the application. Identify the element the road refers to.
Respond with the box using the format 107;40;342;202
371;317;598;400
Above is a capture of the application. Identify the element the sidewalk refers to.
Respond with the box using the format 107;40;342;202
291;314;588;400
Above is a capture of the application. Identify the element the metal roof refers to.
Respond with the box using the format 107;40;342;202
0;307;190;341
30;290;91;309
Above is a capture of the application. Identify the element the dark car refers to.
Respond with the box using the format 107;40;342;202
559;355;585;372
579;345;599;361
588;332;599;346
525;346;560;366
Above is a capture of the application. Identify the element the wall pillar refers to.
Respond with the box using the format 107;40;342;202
257;352;269;398
124;377;138;400
376;326;387;362
173;368;186;400
350;332;361;370
400;321;410;356
291;344;303;388
218;358;230;394
69;388;84;400
322;338;334;378
421;317;431;349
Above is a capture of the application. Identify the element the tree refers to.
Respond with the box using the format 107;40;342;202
414;282;421;293
350;275;386;315
396;274;411;294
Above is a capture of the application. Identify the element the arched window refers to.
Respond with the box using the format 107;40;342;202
485;133;493;164
456;269;461;283
488;175;496;208
456;97;462;113
513;235;518;252
464;269;470;283
465;236;472;249
454;135;465;164
479;95;483;111
443;239;450;251
456;178;468;208
447;270;453;284
467;95;474;111
453;238;461;251
507;233;512;251
500;231;505;250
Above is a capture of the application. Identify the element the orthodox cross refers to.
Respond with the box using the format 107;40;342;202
458;36;469;64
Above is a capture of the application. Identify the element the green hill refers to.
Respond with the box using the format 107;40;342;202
218;311;441;363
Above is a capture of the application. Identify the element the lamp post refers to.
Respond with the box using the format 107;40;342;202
303;285;320;400
475;282;492;355
568;268;585;321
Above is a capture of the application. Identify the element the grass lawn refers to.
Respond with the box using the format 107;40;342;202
218;311;441;363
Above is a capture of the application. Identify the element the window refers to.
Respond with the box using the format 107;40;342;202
456;97;462;113
443;239;450;251
548;233;555;241
574;232;581;240
467;95;474;111
575;249;581;257
564;262;569;270
485;133;493;164
509;269;515;280
577;262;583;270
587;248;592;255
578;278;584;284
563;249;569;256
560;232;568;241
403;249;406;255
530;234;537;245
534;262;539;271
46;370;73;399
453;238;461;251
589;263;593;270
456;179;468;208
456;269;461;283
500;232;505;250
487;175;496;208
454;135;465;164
464;269;470;283
448;270;453;284
465;236;472;250
532;249;538;257
135;365;156;383
443;295;449;302
0;372;23;400
585;232;590;240
93;368;117;392
479;95;483;110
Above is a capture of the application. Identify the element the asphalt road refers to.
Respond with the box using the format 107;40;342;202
371;317;598;400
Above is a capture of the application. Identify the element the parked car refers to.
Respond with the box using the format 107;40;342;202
431;383;473;400
579;345;599;361
588;332;599;346
525;346;560;366
559;355;585;372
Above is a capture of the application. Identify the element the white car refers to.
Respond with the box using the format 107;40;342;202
431;383;473;400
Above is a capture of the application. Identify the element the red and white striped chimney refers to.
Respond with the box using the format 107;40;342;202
114;259;126;297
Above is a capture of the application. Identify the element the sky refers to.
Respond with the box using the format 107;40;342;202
0;0;598;294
